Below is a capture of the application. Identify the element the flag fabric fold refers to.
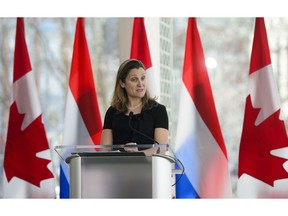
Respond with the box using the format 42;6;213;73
60;17;102;198
3;18;55;198
238;17;288;198
130;17;158;99
175;18;232;198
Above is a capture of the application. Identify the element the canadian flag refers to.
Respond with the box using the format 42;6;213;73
238;17;288;198
3;18;55;198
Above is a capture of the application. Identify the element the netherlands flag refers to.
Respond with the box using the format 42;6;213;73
60;18;102;198
175;18;232;198
130;17;158;99
237;18;288;198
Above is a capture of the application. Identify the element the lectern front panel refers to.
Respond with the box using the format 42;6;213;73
80;156;152;198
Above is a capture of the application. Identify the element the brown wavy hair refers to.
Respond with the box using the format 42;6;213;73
111;59;157;113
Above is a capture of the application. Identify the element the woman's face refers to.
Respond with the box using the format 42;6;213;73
120;67;147;99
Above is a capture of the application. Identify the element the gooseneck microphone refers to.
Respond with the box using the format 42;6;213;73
128;112;159;146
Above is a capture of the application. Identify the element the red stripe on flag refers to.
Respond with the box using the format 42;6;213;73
13;18;31;82
69;18;102;144
182;18;227;158
130;18;152;69
249;18;272;74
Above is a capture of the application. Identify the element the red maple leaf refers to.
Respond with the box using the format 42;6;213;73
4;102;54;187
238;95;288;186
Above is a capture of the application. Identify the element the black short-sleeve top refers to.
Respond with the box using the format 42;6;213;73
103;103;168;146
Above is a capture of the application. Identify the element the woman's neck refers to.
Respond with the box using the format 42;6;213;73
127;100;142;113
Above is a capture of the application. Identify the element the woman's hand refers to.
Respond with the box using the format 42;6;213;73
124;142;138;152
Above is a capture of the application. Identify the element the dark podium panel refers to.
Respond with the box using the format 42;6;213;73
66;152;173;198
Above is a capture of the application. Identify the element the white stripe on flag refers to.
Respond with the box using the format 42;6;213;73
145;66;157;99
248;65;281;125
62;89;95;147
12;72;41;130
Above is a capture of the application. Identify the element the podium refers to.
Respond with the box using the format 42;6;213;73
55;144;183;198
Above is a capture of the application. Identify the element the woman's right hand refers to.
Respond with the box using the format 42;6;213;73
124;142;138;152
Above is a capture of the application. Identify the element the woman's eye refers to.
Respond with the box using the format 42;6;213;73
131;78;137;82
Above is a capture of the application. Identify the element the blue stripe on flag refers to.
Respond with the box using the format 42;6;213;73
176;173;199;198
60;164;69;198
176;132;200;198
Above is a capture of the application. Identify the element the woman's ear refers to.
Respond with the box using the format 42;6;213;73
119;80;125;88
